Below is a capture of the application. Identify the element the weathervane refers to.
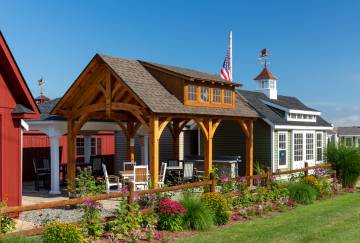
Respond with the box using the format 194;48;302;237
38;78;45;96
257;48;270;67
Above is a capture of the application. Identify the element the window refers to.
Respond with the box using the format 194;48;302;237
188;85;196;101
269;80;275;89
294;133;303;162
261;80;268;89
76;137;84;156
316;132;323;161
345;137;353;146
200;86;209;102
212;88;221;103
306;133;314;160
288;113;317;122
91;138;96;155
278;132;287;167
224;89;232;104
97;138;102;155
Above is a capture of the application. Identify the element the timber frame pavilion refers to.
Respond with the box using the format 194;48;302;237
51;54;259;190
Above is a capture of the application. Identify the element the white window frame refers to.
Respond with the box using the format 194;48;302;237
292;131;316;165
278;131;288;168
316;132;323;162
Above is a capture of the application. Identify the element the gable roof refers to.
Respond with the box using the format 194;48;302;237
0;31;39;116
51;54;258;119
336;127;360;136
254;67;278;80
238;90;332;127
140;61;241;87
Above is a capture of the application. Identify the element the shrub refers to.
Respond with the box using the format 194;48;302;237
80;200;104;239
1;215;16;234
42;222;84;243
327;144;360;188
75;169;106;196
303;175;321;192
287;183;318;205
201;192;229;225
156;198;185;232
107;200;143;241
180;193;214;230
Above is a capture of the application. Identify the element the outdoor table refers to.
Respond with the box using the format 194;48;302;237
118;170;134;180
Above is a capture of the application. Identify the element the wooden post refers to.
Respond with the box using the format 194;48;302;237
67;120;76;194
210;172;216;192
128;181;134;205
245;120;254;186
304;162;309;177
149;116;159;188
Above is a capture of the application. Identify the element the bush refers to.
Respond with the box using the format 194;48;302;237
42;222;84;243
303;175;321;192
80;200;104;239
327;144;360;188
180;193;214;230
156;198;185;232
201;192;229;225
287;183;318;205
1;215;16;234
75;170;106;196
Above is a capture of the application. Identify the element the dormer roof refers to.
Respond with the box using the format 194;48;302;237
254;67;278;80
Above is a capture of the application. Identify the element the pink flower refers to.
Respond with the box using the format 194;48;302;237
287;199;295;206
221;176;229;182
153;231;162;240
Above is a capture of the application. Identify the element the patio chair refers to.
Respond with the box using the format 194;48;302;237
132;165;148;191
123;161;136;171
158;162;167;188
102;164;121;193
182;161;194;182
91;156;103;176
32;158;51;191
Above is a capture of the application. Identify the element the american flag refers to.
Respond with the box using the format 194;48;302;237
220;48;232;81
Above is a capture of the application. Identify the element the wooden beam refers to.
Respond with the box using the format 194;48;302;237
245;120;254;186
237;119;250;138
111;82;122;99
98;83;106;96
105;72;112;118
210;119;222;138
194;118;209;140
158;117;172;139
73;114;90;134
149;115;159;188
67;119;76;193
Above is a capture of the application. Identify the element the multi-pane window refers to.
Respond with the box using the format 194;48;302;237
188;85;196;101
224;89;232;104
316;132;323;161
91;138;96;155
212;88;221;103
76;138;84;156
294;133;303;162
306;133;314;160
278;132;287;167
200;87;210;102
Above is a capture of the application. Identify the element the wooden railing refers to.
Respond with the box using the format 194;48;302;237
1;163;333;238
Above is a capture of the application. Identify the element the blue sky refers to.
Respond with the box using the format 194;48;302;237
1;0;359;126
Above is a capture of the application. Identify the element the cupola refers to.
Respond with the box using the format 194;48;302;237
254;49;278;100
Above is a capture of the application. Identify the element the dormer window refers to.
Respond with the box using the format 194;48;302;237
188;85;196;101
200;87;210;102
213;88;221;103
288;113;317;122
224;89;232;104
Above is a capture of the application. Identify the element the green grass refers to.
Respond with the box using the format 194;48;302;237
177;193;360;243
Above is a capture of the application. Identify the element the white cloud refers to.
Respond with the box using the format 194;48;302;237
331;115;360;126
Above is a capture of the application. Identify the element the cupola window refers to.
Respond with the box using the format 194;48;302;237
213;88;221;103
188;85;197;101
200;86;210;102
224;89;232;104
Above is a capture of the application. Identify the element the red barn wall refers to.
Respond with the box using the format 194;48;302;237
0;73;22;207
23;131;115;181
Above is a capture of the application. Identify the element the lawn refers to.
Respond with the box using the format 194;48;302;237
178;193;360;243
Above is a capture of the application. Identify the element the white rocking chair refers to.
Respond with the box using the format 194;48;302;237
158;162;167;188
102;164;121;193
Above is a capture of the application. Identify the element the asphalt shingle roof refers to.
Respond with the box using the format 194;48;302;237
12;104;35;114
336;127;360;136
238;90;332;127
98;54;258;118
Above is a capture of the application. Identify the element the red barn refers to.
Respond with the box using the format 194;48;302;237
0;32;39;207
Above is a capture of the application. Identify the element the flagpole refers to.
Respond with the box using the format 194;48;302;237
229;31;233;81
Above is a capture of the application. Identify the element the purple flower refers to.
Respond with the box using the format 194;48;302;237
237;176;246;182
221;176;229;183
254;178;261;186
147;193;156;201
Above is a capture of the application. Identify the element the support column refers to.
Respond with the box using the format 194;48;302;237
141;134;149;165
149;116;159;188
126;136;135;162
49;135;61;194
246;120;254;186
67;120;76;193
204;119;213;177
84;135;92;164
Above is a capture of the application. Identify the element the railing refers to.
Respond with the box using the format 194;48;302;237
1;163;333;238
